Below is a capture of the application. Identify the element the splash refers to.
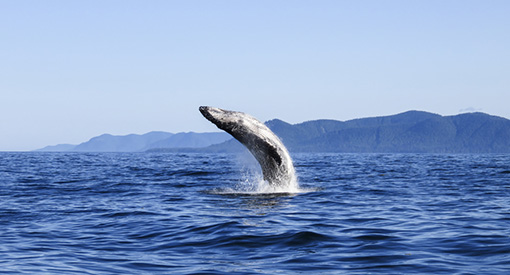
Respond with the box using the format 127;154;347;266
205;170;319;196
238;176;301;194
231;152;306;194
209;159;305;195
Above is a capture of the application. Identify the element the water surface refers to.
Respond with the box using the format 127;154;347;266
1;152;509;274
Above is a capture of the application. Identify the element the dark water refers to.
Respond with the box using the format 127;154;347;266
1;152;509;274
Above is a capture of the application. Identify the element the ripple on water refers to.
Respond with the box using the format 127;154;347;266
1;152;510;274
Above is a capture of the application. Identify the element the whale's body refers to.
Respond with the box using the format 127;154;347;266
199;106;296;186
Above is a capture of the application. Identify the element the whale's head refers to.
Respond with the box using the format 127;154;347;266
199;106;256;132
199;106;229;126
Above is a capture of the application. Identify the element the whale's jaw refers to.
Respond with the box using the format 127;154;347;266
199;106;296;186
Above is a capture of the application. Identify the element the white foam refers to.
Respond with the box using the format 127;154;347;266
207;172;309;196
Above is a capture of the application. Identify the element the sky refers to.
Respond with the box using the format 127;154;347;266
1;0;509;151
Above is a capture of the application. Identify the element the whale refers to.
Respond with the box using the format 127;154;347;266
199;106;296;186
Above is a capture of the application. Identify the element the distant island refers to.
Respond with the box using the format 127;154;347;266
38;111;510;153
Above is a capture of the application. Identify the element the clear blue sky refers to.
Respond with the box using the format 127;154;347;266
1;0;509;151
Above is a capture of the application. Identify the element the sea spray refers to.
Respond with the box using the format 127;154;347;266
230;152;301;194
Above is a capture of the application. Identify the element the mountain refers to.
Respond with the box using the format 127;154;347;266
37;131;231;152
37;111;510;153
266;111;510;153
146;132;230;150
73;131;174;152
37;144;77;152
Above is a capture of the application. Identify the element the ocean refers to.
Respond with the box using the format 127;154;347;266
1;152;509;274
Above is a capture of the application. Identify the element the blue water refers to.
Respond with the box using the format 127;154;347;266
1;152;509;274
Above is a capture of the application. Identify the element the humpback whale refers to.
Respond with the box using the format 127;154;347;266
199;106;296;186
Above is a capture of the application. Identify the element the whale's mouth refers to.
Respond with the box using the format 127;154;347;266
199;106;218;125
198;106;211;116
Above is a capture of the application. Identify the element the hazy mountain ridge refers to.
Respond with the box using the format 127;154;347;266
267;111;510;153
37;131;231;152
73;131;174;152
37;111;510;153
